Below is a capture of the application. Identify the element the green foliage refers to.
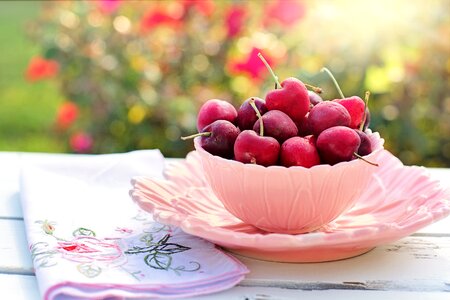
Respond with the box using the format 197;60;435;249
0;2;64;152
2;0;450;166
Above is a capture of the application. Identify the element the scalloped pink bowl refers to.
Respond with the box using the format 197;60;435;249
194;130;385;234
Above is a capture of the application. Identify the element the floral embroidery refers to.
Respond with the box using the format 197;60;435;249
30;214;202;279
30;242;58;268
73;227;96;237
77;263;102;278
35;220;56;235
126;234;201;275
30;222;124;278
56;236;123;263
115;227;133;234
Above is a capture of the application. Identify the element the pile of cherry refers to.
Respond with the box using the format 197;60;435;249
183;54;378;168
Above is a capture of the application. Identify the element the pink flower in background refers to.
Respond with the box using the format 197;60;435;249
229;48;276;81
264;0;305;28
182;0;215;17
70;132;93;153
225;5;247;38
25;57;59;81
97;0;121;14
56;101;79;129
140;9;183;32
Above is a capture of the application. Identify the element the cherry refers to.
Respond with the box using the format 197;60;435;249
253;110;298;143
234;99;280;166
280;136;320;168
354;129;372;156
182;120;240;159
295;113;312;137
258;53;321;124
197;99;237;131
236;97;267;130
264;77;310;124
308;101;351;136
304;134;317;144
234;130;280;166
333;96;365;129
308;90;323;106
316;126;361;165
322;68;369;129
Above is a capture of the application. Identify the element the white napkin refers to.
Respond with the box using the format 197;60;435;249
19;150;248;300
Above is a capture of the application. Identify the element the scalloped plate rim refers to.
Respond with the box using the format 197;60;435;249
130;151;450;261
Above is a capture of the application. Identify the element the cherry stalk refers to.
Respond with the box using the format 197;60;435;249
360;91;370;131
257;53;281;89
249;98;264;136
353;152;379;167
181;132;210;140
258;53;322;93
321;67;344;99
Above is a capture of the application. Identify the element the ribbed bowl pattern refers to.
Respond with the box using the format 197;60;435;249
130;149;450;262
194;130;385;233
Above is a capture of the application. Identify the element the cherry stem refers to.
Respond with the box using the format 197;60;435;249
304;83;323;94
180;132;211;140
321;67;345;99
360;91;370;131
249;98;264;136
257;52;281;88
353;152;379;167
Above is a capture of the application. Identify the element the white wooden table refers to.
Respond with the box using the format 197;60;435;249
1;152;449;300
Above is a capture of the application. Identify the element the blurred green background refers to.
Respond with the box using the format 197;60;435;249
0;0;449;166
0;1;64;152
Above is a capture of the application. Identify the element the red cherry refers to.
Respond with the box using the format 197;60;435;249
234;130;280;166
234;99;280;166
183;120;240;159
265;77;310;124
354;129;372;156
257;53;320;124
236;97;267;130
280;136;320;168
321;68;371;131
253;110;298;143
295;113;312;137
308;90;323;106
316;126;361;165
308;101;351;136
333;96;365;129
197;99;237;131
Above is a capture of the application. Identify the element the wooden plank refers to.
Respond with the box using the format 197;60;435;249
0;152;22;219
0;219;33;274
233;236;450;293
194;288;450;300
0;274;40;300
0;275;448;300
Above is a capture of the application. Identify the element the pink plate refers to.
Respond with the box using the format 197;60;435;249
130;150;450;263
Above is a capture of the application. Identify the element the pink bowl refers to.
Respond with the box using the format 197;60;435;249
194;130;385;234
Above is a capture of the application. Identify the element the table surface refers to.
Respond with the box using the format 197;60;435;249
1;152;449;300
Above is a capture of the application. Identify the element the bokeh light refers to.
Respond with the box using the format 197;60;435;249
0;0;447;166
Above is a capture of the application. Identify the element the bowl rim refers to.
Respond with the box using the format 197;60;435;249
194;129;385;171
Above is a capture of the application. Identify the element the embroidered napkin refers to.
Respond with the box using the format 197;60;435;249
19;150;248;300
